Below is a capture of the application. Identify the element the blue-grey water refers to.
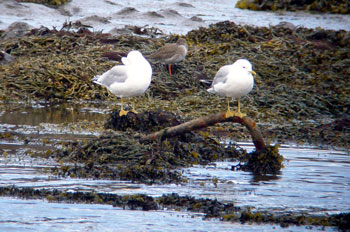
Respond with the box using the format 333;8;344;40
1;197;334;232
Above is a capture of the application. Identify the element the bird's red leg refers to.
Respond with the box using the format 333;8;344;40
168;64;172;76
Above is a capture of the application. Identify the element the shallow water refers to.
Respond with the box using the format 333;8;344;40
1;198;334;232
1;144;349;215
1;0;349;35
0;102;106;155
0;103;349;231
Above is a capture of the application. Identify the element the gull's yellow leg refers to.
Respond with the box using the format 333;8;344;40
119;97;128;116
232;98;246;118
225;98;234;118
131;99;138;114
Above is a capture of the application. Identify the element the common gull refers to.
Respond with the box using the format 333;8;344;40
207;59;256;118
92;50;152;116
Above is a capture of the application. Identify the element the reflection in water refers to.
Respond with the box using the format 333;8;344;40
0;102;107;154
250;174;280;183
0;103;106;126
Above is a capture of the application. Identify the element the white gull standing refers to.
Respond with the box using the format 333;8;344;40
92;50;152;116
207;59;256;118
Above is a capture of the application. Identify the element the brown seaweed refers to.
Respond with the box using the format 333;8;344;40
1;186;349;231
1;21;349;148
53;111;246;184
236;0;350;14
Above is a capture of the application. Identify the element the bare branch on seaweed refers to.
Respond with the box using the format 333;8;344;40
140;112;265;151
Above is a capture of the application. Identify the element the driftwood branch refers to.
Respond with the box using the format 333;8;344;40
140;112;265;151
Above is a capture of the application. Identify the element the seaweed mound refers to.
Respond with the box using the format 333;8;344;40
236;0;350;14
239;144;284;174
54;111;243;184
105;110;182;133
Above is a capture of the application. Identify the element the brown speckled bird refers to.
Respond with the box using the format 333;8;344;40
147;38;188;76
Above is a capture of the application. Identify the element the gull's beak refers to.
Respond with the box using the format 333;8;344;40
249;70;257;78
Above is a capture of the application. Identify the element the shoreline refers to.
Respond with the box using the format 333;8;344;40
1;0;349;36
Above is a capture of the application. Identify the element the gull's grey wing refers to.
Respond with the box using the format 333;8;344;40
96;65;129;87
211;65;231;86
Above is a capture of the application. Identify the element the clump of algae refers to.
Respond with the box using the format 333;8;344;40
236;0;350;14
18;0;69;7
53;111;244;184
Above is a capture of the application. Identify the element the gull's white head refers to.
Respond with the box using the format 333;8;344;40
233;59;256;77
127;50;144;61
124;50;152;82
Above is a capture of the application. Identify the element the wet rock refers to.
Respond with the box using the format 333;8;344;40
159;9;183;18
117;7;139;15
2;22;33;39
176;2;194;8
81;15;111;24
0;51;15;65
190;16;203;22
275;21;297;31
144;11;165;18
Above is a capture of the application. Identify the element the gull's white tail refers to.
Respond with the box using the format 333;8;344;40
92;75;102;85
